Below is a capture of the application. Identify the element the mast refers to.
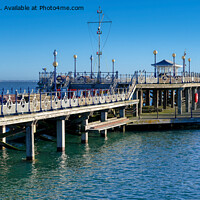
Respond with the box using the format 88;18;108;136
97;7;103;79
88;7;112;81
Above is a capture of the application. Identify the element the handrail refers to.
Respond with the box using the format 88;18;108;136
0;88;130;117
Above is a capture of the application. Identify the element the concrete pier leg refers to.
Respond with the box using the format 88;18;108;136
185;88;190;113
122;125;126;133
57;119;65;152
198;88;200;108
192;88;197;110
0;126;6;150
159;90;162;106
133;90;138;117
119;107;125;118
146;90;150;106
26;122;36;160
171;90;175;108
100;130;107;137
153;89;158;108
139;90;143;115
167;90;170;106
81;117;89;143
100;111;108;138
81;132;88;144
163;90;167;109
178;89;183;115
101;111;108;122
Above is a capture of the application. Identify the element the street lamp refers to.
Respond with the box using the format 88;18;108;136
53;50;58;91
90;55;93;79
182;55;186;76
172;53;176;77
153;50;158;77
74;55;77;78
112;59;115;80
188;58;191;77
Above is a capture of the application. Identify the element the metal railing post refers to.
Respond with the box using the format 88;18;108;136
157;73;159;84
28;88;31;113
170;72;172;84
40;90;42;112
1;91;4;116
60;91;63;109
51;92;53;110
15;90;18;114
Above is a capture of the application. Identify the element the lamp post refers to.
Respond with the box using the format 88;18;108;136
74;55;77;78
182;55;186;76
53;50;58;91
90;55;93;79
153;50;158;77
172;53;176;77
188;58;191;77
112;59;115;80
43;67;47;88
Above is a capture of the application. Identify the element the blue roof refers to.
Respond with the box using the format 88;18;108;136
151;59;173;66
151;59;182;68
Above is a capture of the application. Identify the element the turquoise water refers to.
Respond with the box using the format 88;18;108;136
0;130;200;199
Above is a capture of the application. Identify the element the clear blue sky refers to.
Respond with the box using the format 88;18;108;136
1;0;200;80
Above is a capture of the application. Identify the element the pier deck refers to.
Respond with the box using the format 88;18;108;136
0;100;138;126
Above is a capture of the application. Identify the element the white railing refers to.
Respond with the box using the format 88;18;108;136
0;88;129;116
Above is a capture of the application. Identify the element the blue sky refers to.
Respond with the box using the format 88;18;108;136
0;0;200;80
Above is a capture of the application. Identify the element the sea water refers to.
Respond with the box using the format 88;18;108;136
0;130;200;199
0;81;38;93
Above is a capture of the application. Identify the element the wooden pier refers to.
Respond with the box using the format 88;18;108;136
1;71;200;161
0;86;138;160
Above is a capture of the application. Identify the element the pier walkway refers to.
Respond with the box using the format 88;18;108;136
0;86;138;160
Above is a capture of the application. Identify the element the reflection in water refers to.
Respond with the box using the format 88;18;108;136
0;130;200;199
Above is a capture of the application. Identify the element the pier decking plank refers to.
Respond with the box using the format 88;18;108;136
87;117;130;132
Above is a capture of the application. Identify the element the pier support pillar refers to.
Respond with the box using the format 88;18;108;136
57;119;65;152
81;132;88;144
139;90;143;115
153;89;158;108
192;88;197;110
178;89;183;115
101;110;108;122
146;89;150;106
171;90;175;108
198;87;200;108
121;125;126;133
26;122;36;160
100;130;107;138
133;90;138;117
163;90;167;109
185;88;191;113
100;110;108;138
119;107;125;118
0;126;6;150
167;90;170;106
81;115;89;143
159;90;162;106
